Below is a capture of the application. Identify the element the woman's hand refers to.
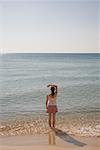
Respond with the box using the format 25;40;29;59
47;84;53;87
47;84;50;87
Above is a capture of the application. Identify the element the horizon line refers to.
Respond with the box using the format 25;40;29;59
1;52;100;54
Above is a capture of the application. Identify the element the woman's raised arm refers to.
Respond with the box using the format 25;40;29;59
47;84;58;93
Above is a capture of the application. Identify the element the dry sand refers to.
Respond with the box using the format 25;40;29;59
0;129;100;150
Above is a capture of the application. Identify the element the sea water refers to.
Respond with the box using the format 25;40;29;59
0;53;100;136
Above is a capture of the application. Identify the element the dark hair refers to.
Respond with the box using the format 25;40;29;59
50;86;55;96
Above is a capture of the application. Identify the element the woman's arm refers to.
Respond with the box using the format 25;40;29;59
47;84;52;87
46;95;48;109
54;85;58;94
47;84;58;93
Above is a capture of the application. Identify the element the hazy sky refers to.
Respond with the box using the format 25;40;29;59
0;0;99;53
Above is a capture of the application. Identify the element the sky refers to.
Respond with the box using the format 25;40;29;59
0;0;99;53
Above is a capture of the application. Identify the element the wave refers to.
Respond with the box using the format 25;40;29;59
0;112;100;137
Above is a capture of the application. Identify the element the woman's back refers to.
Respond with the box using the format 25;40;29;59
48;94;57;106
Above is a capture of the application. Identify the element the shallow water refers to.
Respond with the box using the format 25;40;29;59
0;53;100;115
0;112;100;137
0;53;100;136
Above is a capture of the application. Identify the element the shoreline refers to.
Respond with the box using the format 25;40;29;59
0;130;100;150
0;112;100;137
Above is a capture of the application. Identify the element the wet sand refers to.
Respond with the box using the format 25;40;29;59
1;112;100;137
0;128;100;150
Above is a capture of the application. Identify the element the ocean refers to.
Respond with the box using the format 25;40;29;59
0;53;100;136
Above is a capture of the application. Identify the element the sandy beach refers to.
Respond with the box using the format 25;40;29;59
0;128;100;150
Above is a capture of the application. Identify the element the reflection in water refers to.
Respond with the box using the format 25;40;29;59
48;130;56;145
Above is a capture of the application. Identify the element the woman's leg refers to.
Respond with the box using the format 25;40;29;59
53;113;56;128
49;113;52;127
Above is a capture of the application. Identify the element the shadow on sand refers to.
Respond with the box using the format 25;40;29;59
50;128;86;147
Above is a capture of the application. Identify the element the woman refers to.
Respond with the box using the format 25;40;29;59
46;84;58;128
